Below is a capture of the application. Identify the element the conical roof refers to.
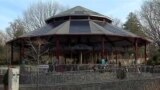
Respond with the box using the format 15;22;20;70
20;20;137;37
56;6;108;17
8;6;151;46
46;6;112;22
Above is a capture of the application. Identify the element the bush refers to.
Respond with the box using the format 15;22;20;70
147;49;160;65
116;69;126;79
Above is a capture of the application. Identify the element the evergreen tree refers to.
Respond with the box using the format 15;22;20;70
123;12;147;62
147;49;160;65
123;12;146;37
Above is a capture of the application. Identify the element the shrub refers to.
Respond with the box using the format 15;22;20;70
147;49;160;65
116;69;126;79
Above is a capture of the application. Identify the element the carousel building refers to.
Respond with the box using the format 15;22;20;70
7;6;150;65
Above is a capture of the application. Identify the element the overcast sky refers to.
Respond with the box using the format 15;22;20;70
0;0;145;31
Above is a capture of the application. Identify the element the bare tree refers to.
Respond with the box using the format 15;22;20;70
22;38;50;90
140;0;160;47
6;18;25;40
25;38;49;64
0;31;9;64
0;31;8;45
22;1;68;32
112;18;123;28
5;1;68;40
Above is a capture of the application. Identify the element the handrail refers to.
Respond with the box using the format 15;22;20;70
1;64;160;75
18;64;160;73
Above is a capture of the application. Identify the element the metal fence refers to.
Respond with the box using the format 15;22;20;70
19;64;160;73
1;64;160;85
17;64;160;85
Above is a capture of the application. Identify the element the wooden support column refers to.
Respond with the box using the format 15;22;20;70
134;39;138;64
56;38;60;64
6;45;9;65
144;42;147;63
111;50;113;61
116;51;118;64
11;42;13;65
22;43;25;63
80;51;83;64
91;48;96;64
20;40;25;64
102;37;105;58
19;42;22;64
92;47;95;63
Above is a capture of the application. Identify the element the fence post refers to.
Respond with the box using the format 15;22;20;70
8;67;20;90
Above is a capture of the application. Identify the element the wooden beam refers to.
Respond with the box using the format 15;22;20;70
80;51;83;64
134;39;138;64
20;40;25;64
116;51;118;64
19;42;22;64
102;37;104;58
56;38;60;64
144;42;147;63
105;36;115;47
106;38;132;46
11;42;13;65
92;47;95;63
123;37;133;44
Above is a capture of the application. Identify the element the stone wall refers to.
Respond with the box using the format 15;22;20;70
19;77;160;90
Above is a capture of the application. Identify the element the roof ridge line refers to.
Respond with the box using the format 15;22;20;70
107;23;138;37
90;21;115;35
46;20;70;35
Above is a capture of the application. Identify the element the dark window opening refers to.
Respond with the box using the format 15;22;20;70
71;16;88;20
70;21;90;33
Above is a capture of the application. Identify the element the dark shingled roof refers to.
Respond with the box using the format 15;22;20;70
46;6;112;21
11;6;150;46
20;20;138;38
20;6;139;38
